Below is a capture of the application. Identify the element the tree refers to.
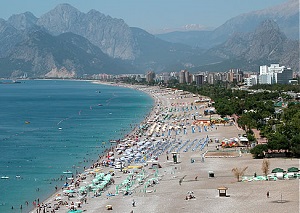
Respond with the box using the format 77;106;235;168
250;144;268;158
290;134;300;157
261;159;270;177
232;166;248;182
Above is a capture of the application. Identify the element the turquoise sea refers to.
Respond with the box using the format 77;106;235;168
0;80;153;212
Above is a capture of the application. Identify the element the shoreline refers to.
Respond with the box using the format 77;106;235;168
28;82;157;213
30;83;299;213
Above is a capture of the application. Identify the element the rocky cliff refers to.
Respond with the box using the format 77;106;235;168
205;20;299;72
36;4;137;60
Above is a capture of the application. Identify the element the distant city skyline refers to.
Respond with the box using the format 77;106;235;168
2;0;288;33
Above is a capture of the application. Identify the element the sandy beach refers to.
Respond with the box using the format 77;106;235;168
30;83;299;213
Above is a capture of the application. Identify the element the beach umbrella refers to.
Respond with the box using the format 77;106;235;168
64;189;76;193
78;186;86;193
287;167;299;172
147;159;158;164
68;210;83;213
271;168;284;173
96;173;105;178
92;179;99;184
145;141;151;146
135;153;142;157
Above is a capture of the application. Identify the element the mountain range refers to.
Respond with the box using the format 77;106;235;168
156;0;299;48
0;0;298;78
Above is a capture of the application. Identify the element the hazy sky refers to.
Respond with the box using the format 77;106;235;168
2;0;287;32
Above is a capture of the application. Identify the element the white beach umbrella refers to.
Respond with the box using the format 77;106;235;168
135;153;142;157
147;159;158;164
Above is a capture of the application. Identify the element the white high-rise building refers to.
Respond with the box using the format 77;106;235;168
245;75;258;87
259;64;292;84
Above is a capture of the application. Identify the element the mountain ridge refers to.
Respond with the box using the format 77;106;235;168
0;1;298;78
0;29;138;78
202;20;299;72
36;3;136;60
156;0;299;48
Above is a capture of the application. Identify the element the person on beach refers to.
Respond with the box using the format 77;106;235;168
132;199;136;207
267;191;269;198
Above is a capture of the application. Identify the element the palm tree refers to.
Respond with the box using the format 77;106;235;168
261;159;270;178
232;166;248;182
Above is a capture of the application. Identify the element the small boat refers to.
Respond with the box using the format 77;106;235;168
98;104;103;106
63;171;73;174
25;121;30;124
1;176;9;179
16;175;21;178
58;127;63;130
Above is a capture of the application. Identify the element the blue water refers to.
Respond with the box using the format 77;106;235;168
0;80;153;212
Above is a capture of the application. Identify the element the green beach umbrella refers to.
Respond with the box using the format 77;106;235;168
63;189;75;193
115;185;119;194
287;167;299;172
68;210;83;213
271;168;284;173
92;179;99;184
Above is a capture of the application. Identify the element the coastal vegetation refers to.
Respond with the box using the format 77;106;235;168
119;77;299;158
161;82;300;158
